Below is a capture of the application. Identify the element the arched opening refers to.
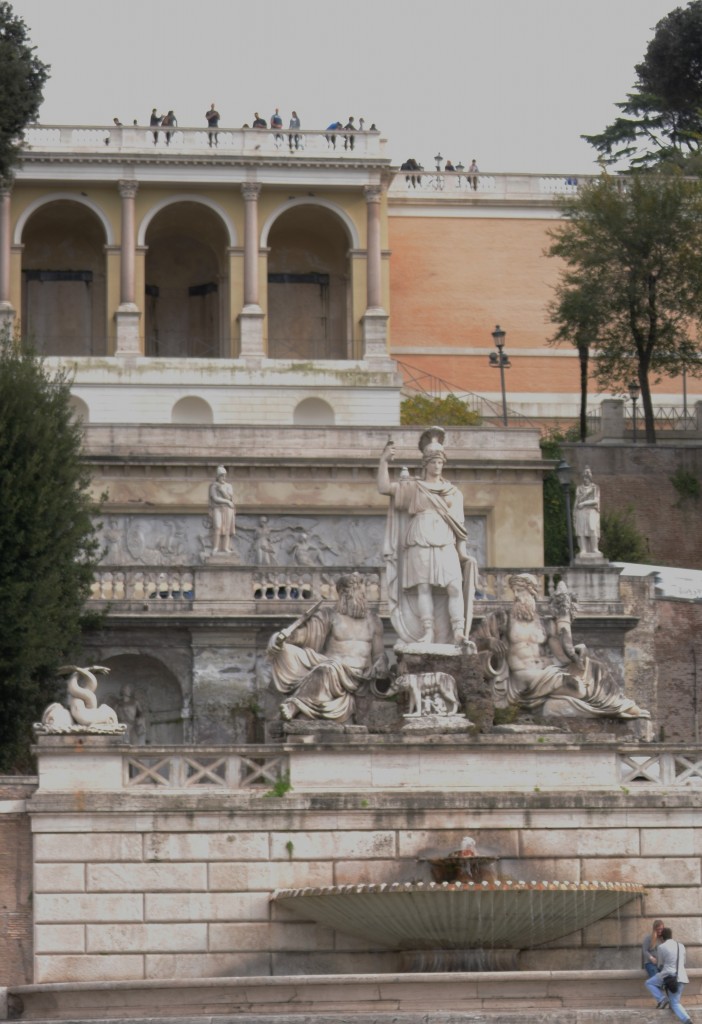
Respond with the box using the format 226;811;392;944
21;200;107;355
144;202;228;358
171;396;214;423
100;653;185;745
293;397;335;425
69;395;90;423
267;205;350;359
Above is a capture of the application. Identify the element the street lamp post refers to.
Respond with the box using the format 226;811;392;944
556;459;574;565
628;381;641;443
489;324;511;426
434;152;443;172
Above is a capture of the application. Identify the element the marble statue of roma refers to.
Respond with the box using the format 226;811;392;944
377;427;477;646
209;466;236;554
573;466;602;556
473;573;650;719
268;572;388;722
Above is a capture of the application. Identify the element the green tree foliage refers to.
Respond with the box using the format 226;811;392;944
600;507;649;563
547;174;702;444
583;2;702;170
540;431;571;566
0;332;100;771
400;393;481;426
0;1;49;181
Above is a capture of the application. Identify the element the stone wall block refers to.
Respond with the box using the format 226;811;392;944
645;886;702;916
145;892;269;922
34;954;144;984
87;862;207;892
34;893;143;923
209;920;335;952
145;952;271;979
87;922;208;953
334;858;414;885
498;857;581;883
209;860;333;891
143;831;268;861
585;857;700;886
640;827;697;856
34;863;86;893
34;832;143;862
520;828;639;857
34;924;85;953
269;830;396;860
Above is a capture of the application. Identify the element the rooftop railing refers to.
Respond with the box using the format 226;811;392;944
23;123;387;159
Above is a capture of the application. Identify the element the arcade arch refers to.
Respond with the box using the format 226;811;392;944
144;202;229;358
266;204;351;359
20;199;108;356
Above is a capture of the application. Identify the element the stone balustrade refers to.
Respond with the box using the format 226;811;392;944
88;564;625;617
23;124;386;159
33;736;702;793
387;169;591;199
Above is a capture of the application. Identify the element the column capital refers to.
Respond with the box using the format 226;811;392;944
363;184;384;204
118;180;139;199
0;182;12;199
241;182;262;202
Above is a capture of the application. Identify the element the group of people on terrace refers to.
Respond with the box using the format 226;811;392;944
401;156;479;189
118;106;379;151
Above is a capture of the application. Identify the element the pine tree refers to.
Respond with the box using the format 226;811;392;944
0;2;49;181
0;332;100;770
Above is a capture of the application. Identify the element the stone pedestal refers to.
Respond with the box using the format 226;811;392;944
574;551;607;566
395;647;493;733
238;306;264;364
114;305;141;355
361;309;390;362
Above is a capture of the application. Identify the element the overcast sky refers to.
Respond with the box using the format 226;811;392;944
13;0;678;173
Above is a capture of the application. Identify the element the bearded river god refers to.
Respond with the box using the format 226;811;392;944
473;573;650;719
267;572;388;723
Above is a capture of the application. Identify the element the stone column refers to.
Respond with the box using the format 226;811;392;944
114;180;142;356
0;184;15;330
361;184;389;362
238;182;264;363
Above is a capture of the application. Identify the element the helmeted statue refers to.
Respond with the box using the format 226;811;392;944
377;427;477;646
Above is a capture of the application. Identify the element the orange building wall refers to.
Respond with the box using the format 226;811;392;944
387;214;701;404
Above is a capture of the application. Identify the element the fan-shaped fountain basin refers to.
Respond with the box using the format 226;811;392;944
274;879;644;970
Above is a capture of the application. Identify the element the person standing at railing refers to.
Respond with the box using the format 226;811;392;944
270;107;284;146
289;110;301;150
162;110;177;145
344;116;357;150
205;103;220;147
252;112;267;128
401;157;421;188
325;120;343;148
468;159;479;190
149;107;162;145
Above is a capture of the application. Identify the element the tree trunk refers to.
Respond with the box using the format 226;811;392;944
578;344;589;442
639;369;657;444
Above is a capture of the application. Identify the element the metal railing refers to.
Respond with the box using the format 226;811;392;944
396;360;541;429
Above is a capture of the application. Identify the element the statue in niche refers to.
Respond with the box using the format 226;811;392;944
573;466;602;558
377;427;477;646
113;682;148;744
209;466;236;554
268;572;388;722
473;573;650;719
